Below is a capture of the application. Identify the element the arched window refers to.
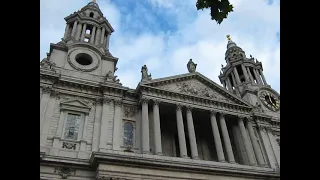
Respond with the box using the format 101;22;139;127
123;122;134;146
89;12;94;18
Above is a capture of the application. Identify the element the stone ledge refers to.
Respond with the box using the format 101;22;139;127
90;151;279;179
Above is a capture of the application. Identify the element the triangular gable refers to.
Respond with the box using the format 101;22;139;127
60;99;92;113
141;72;251;107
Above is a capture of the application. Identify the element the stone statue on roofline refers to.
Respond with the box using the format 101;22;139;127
187;59;197;73
141;65;152;81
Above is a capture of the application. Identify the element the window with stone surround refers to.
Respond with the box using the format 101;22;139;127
123;121;134;147
63;112;84;141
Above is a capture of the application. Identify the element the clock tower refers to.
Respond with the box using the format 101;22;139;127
218;35;280;118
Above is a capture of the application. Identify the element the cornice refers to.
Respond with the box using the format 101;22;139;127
140;85;252;113
139;72;251;107
90;152;279;179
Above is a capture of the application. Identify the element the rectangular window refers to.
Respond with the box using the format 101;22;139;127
64;113;82;140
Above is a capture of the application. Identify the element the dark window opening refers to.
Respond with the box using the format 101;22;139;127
229;75;235;89
89;12;94;18
249;68;257;83
236;65;245;83
75;53;93;66
84;38;89;42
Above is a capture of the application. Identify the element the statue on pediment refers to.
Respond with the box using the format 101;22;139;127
141;65;152;81
105;70;121;84
187;59;197;73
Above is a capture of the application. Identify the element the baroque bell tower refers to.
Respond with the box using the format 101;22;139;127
41;0;120;83
219;35;279;115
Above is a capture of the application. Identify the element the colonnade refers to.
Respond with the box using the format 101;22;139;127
140;98;267;167
63;20;110;49
223;65;268;92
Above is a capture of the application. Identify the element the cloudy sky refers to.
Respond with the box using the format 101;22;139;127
40;0;280;93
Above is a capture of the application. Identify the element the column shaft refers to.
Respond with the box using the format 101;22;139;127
75;23;82;41
186;107;199;159
106;34;110;49
90;26;96;44
241;64;250;82
80;23;87;41
259;69;268;85
254;69;263;85
40;88;51;132
247;119;267;166
176;105;188;158
141;98;150;153
210;111;226;162
238;117;257;166
100;27;106;45
95;28;101;45
233;67;242;84
63;24;70;39
219;113;235;163
226;77;233;91
113;99;123;150
231;72;237;87
153;101;162;155
71;21;78;37
247;67;254;82
99;98;111;150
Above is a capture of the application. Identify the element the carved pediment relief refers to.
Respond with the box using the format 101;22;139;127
60;99;91;113
152;79;236;103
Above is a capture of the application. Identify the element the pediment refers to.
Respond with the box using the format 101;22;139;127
141;72;251;107
60;99;91;113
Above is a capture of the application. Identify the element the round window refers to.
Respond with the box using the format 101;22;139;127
75;53;93;66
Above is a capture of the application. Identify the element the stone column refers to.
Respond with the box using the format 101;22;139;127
186;106;199;159
153;100;162;155
231;72;237;87
141;98;150;154
247;67;254;83
258;126;278;169
219;113;235;163
95;27;101;46
223;81;226;89
75;23;82;41
259;69;268;85
106;34;110;50
246;117;266;166
71;21;78;38
233;67;241;84
80;23;87;41
40;87;51;132
113;99;123;150
40;91;57;147
241;64;250;82
92;99;102;152
267;130;280;167
254;69;263;85
63;24;70;39
238;116;257;166
226;77;233;91
99;97;111;151
89;26;96;44
100;27;106;45
176;104;188;158
210;111;226;162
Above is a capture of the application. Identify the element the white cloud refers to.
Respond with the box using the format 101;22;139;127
40;0;280;93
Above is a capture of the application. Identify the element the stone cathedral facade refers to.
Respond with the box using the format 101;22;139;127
40;1;280;180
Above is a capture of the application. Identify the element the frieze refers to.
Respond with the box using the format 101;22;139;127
123;105;137;118
54;167;76;179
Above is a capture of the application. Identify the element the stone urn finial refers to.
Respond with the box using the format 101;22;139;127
187;59;197;73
